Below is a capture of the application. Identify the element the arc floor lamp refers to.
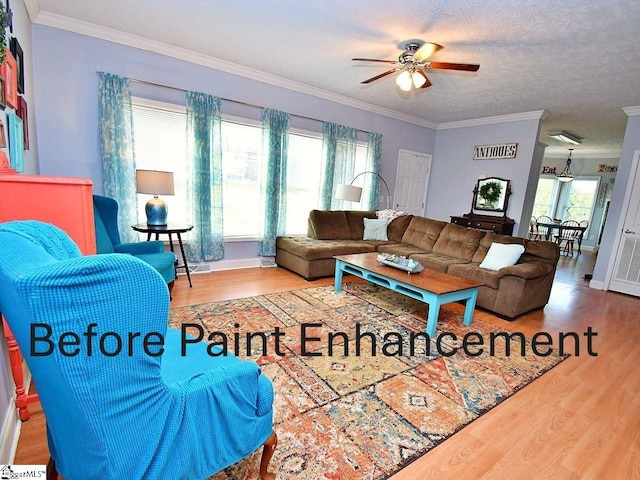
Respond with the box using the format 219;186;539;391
335;171;391;209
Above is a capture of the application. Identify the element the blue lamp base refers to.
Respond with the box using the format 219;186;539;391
145;196;168;226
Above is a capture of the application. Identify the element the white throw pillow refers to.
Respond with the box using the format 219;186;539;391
479;243;525;271
363;218;389;241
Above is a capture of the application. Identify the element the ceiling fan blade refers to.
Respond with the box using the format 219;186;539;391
427;61;480;72
415;70;432;88
413;42;444;62
361;69;398;84
352;58;399;64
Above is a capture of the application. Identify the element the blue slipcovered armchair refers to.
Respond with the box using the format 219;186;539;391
93;194;177;288
0;220;277;480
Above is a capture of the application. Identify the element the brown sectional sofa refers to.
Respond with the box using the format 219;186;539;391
275;210;560;319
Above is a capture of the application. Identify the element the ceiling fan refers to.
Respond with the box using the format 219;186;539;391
353;40;480;91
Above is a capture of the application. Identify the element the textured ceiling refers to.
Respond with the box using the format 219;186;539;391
29;0;640;156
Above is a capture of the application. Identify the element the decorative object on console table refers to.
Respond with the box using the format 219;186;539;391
472;177;511;214
0;47;17;109
7;112;23;172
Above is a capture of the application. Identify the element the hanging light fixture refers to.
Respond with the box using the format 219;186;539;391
557;149;575;182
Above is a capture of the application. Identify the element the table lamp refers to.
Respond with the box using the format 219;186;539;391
136;169;175;226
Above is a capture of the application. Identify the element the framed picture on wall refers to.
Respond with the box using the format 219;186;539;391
0;48;18;109
7;112;24;172
17;95;28;149
10;37;24;94
0;75;5;110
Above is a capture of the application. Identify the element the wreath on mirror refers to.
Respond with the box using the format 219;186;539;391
478;180;503;204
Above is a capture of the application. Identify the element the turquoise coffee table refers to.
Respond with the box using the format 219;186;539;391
334;253;481;338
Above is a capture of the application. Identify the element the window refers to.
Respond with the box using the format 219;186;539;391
560;178;599;228
221;120;263;238
532;177;560;218
285;132;323;234
131;100;188;228
132;98;371;239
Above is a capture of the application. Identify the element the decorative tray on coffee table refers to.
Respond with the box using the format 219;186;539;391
376;253;424;274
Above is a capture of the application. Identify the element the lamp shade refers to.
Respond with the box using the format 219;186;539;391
335;184;363;203
395;71;413;92
136;170;175;195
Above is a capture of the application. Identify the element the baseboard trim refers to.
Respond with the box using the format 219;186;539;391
0;399;21;464
589;280;605;290
183;258;263;274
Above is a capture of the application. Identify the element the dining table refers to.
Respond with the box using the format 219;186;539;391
536;222;587;254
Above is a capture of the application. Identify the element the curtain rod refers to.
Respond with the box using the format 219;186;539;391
125;76;373;135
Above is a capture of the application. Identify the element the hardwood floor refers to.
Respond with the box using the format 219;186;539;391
14;253;640;479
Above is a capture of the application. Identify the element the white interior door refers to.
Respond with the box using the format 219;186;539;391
393;150;431;215
609;151;640;296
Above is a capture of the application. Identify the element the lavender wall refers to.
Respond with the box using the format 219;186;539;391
592;112;640;285
31;25;436;260
426;117;543;233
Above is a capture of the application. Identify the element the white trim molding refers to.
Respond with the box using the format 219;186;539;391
437;110;549;130
623;106;640;116
32;12;438;129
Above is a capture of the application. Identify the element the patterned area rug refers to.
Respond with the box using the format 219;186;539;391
169;282;566;480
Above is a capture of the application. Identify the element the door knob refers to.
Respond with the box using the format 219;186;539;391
624;229;637;234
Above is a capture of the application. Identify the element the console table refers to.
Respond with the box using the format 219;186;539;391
132;223;194;287
450;213;515;235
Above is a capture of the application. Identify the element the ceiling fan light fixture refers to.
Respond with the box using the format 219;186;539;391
548;130;582;145
412;71;427;88
396;70;413;91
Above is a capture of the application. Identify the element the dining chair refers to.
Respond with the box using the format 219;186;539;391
555;220;581;256
0;220;277;480
528;216;539;240
534;215;554;241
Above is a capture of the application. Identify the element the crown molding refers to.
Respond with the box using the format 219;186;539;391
437;110;549;130
623;106;640;116
23;0;41;22
32;12;438;130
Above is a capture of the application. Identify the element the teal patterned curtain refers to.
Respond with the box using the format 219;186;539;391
185;92;225;261
361;132;383;210
98;72;137;242
258;109;290;257
320;122;359;210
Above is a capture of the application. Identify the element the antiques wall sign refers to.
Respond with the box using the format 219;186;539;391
473;143;518;160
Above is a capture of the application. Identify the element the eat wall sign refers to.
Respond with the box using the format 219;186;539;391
473;143;518;160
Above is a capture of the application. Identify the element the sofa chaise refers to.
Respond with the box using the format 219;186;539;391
276;210;560;319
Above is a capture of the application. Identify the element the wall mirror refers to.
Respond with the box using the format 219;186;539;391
472;177;511;213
